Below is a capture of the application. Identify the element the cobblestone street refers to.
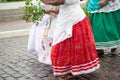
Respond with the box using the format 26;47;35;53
0;36;120;80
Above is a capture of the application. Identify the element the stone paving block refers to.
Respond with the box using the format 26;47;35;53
11;72;23;78
18;64;27;68
36;73;48;78
1;73;11;78
0;64;3;68
6;70;17;74
19;70;28;75
29;76;41;80
22;61;29;65
21;75;30;80
7;63;17;69
0;69;5;75
24;73;35;78
41;76;57;80
40;70;52;74
0;77;4;80
5;76;16;80
14;67;23;72
17;77;27;80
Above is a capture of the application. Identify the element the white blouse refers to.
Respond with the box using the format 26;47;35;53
52;0;86;46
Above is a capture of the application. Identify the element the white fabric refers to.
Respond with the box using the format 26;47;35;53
90;0;120;13
38;16;56;65
28;14;50;53
52;0;86;46
28;14;56;65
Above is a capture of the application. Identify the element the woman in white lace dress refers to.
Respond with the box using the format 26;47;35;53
41;0;100;79
27;3;59;65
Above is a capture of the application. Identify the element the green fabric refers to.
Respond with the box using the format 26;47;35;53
89;9;120;49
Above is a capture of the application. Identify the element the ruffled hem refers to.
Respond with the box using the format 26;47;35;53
96;40;120;50
53;60;100;76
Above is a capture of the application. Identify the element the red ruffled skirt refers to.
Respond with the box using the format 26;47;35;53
51;17;100;76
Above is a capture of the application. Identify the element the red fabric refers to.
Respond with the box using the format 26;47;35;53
51;17;100;75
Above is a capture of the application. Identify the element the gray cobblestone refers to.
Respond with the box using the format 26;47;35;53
17;77;27;80
21;75;30;80
24;73;35;78
19;70;28;75
0;77;4;80
41;76;57;80
0;36;120;80
1;73;11;78
28;76;41;80
0;64;3;68
14;67;23;72
36;73;48;78
6;70;16;74
5;76;17;80
12;72;23;78
3;66;12;72
0;69;5;75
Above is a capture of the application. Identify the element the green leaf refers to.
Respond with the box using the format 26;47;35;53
22;0;44;25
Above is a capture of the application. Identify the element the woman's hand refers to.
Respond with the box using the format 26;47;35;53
44;9;59;16
51;9;59;14
44;9;53;14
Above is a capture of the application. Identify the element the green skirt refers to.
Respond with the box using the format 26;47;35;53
89;9;120;49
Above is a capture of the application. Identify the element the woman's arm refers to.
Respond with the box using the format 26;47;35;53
41;0;65;6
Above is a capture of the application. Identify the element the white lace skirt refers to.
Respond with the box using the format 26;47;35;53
27;14;56;65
